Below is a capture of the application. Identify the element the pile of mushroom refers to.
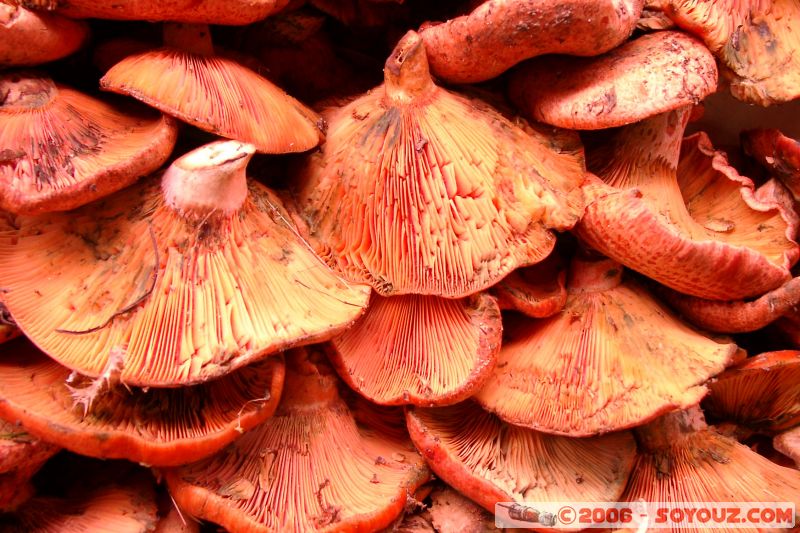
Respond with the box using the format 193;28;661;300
1;0;799;531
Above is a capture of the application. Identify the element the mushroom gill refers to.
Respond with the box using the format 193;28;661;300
0;476;159;532
406;401;636;516
624;407;800;531
704;350;800;433
164;347;431;533
474;255;737;436
328;291;501;406
294;30;585;298
100;24;323;154
0;338;285;467
0;71;177;214
0;140;370;387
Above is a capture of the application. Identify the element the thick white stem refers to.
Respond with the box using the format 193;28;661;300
162;140;255;218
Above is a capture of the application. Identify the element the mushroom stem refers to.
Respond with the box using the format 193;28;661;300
280;349;339;410
162;22;214;56
567;256;623;292
634;406;707;451
384;31;436;105
162;140;254;219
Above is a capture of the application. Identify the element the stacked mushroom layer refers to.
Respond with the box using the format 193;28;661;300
1;1;800;531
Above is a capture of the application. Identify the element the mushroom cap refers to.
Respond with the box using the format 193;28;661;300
658;275;800;333
0;3;87;66
8;0;291;25
328;291;501;406
164;347;431;533
0;71;178;214
0;477;159;532
0;140;370;387
0;418;58;474
0;338;285;467
294;31;585;298
0;418;59;512
406;401;636;520
654;0;800;104
577;107;798;300
743;128;800;200
491;251;567;318
418;0;644;84
474;256;737;436
774;426;800;467
508;31;717;130
100;49;323;154
647;0;771;53
625;408;800;530
704;350;800;433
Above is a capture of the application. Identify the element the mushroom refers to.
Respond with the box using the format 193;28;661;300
0;474;159;531
6;0;291;25
576;106;799;300
163;346;431;532
703;350;800;433
657;275;800;333
417;0;644;84
0;3;87;66
406;401;636;519
774;426;800;467
0;419;59;511
100;22;323;154
623;406;800;526
0;338;285;467
473;255;737;436
0;140;370;387
649;0;800;105
508;31;718;130
294;30;585;298
0;71;178;214
491;251;567;319
326;291;501;406
743;128;800;202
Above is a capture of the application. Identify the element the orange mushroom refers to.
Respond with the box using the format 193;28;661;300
576;106;799;300
406;401;636;521
418;0;644;84
6;0;291;25
650;0;800;105
0;338;284;466
0;3;87;66
164;347;431;532
508;31;717;130
658;275;800;333
100;23;323;154
491;251;567;318
0;140;370;387
0;71;177;214
294;30;585;298
0;476;159;532
704;350;800;433
0;418;59;511
474;255;737;436
327;291;501;406
743;128;800;201
623;406;800;529
774;426;800;467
